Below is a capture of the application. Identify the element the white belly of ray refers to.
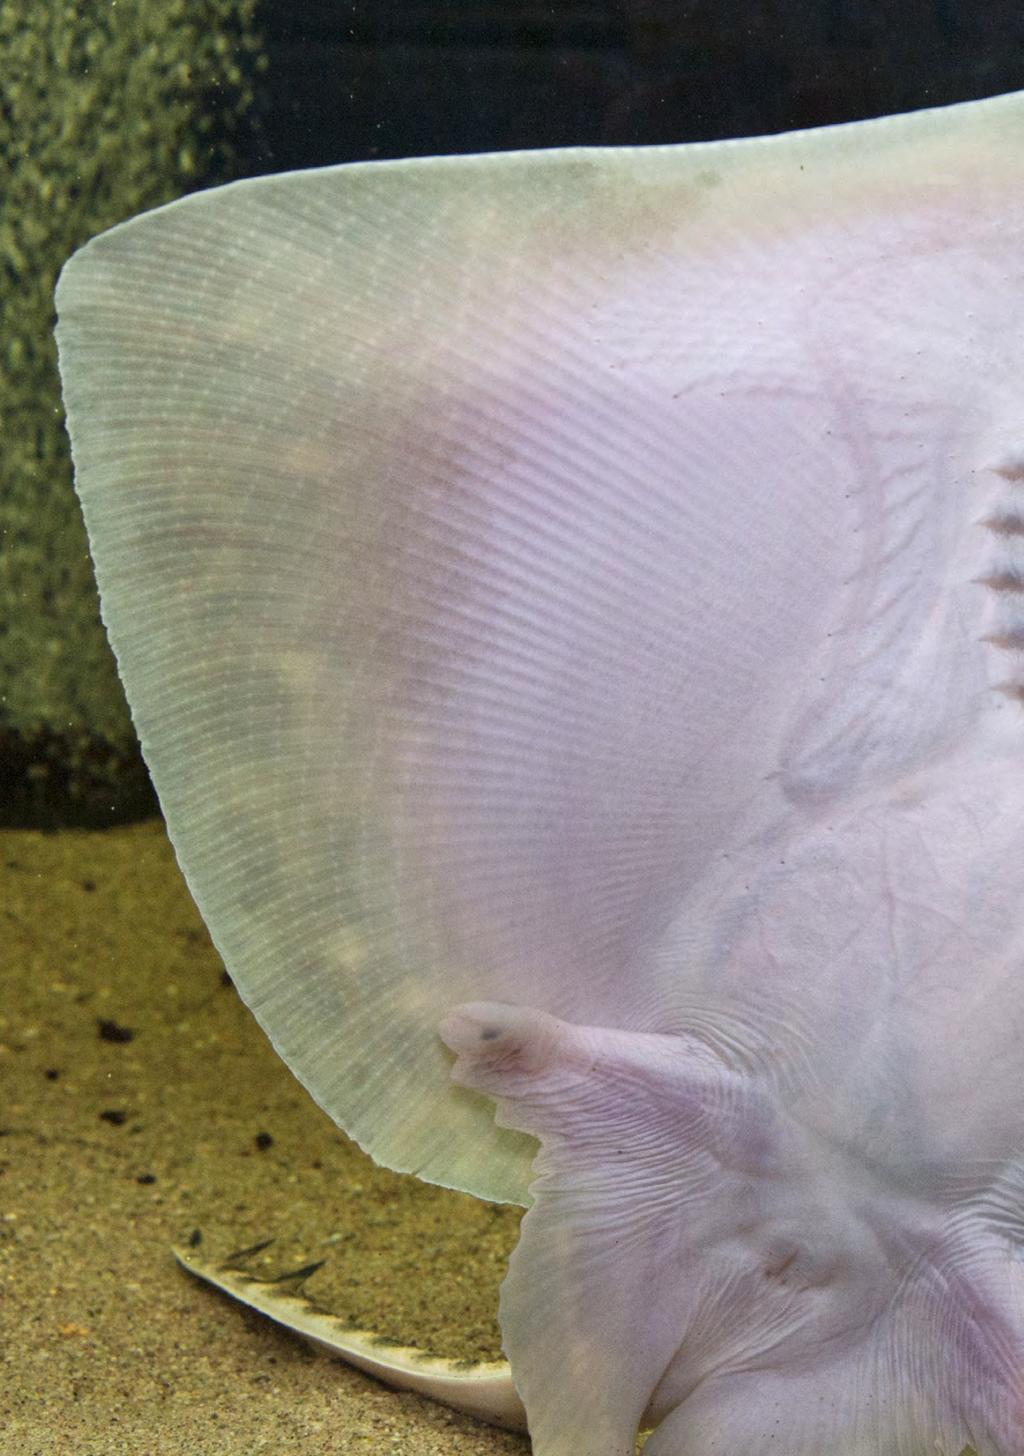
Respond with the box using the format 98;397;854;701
55;88;1024;1456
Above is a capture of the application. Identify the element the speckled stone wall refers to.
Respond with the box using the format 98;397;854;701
0;0;263;827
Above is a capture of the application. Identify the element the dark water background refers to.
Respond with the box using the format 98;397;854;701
250;0;1024;170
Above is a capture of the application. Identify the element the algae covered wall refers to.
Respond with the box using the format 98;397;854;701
0;0;264;827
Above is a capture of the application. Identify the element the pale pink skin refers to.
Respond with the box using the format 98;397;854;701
442;1002;1024;1455
441;736;1024;1456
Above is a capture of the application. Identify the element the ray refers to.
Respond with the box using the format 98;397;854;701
56;87;1024;1455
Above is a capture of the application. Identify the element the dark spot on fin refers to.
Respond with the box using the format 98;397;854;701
272;1259;326;1284
983;514;1024;537
991;455;1024;481
985;629;1024;650
979;572;1024;594
224;1237;276;1263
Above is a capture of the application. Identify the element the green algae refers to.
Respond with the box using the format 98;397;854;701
0;0;264;825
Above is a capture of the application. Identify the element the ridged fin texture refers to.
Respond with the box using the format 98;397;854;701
56;90;1024;1205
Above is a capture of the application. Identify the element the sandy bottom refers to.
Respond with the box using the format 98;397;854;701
1;820;526;1455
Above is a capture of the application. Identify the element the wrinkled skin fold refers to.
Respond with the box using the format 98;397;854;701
443;740;1024;1456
